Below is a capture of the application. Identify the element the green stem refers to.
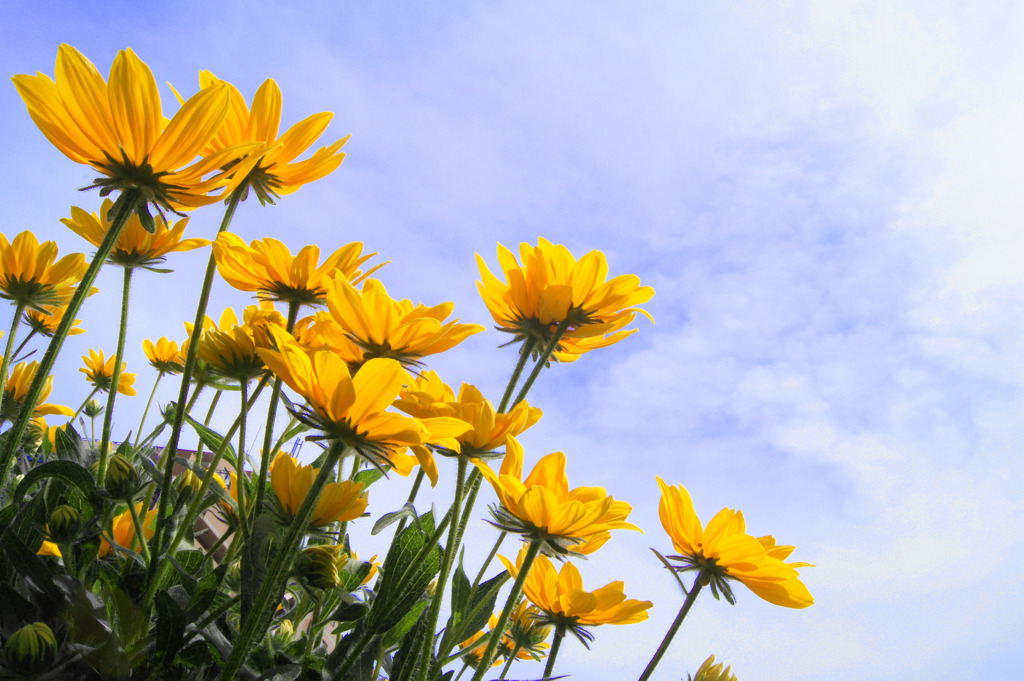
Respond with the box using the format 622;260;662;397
254;301;300;517
197;593;240;630
133;371;164;449
220;441;348;680
418;457;468;681
11;325;37;364
302;600;323;661
195;389;222;460
470;540;542;681
97;266;133;484
127;500;152;565
636;572;706;681
542;625;565;680
498;336;537;412
497;642;521;680
390;467;425;542
0;188;142;482
472;530;506;590
235;382;251;543
454;661;470;681
330;626;374;681
150;186;243;570
71;386;101;420
0;300;27;399
512;318;570;408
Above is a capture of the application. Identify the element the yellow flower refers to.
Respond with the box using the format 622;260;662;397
0;230;86;310
184;72;350;204
458;615;503;669
500;548;652;644
12;45;257;211
477;439;639;555
692;655;738;681
98;503;157;558
143;337;184;374
62;198;209;269
391;371;541;486
1;361;73;422
212;234;383;307
184;306;282;383
23;303;86;337
322;277;483;368
476;239;654;361
501;601;551;662
257;328;431;466
80;349;136;396
656;477;814;609
270;452;368;527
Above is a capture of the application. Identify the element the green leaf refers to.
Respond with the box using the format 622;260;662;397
437;571;509;664
184;415;237;463
154;589;188;666
381;598;428;651
450;559;471;625
354;467;386;489
367;512;443;634
13;460;96;503
370;502;418;536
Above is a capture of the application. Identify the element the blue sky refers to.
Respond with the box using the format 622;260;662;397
3;1;1024;679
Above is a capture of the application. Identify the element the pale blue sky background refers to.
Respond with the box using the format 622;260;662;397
2;2;1023;679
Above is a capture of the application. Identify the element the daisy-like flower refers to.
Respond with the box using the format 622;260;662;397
256;328;431;467
691;655;738;681
23;303;86;337
143;337;184;374
183;71;350;204
80;349;136;396
476;239;654;361
478;439;638;556
391;371;541;485
62;199;209;269
1;361;73;423
0;231;86;310
184;305;283;383
320;277;483;368
458;614;504;670
270;452;368;527
212;233;383;306
12;45;259;214
656;477;814;608
500;548;652;645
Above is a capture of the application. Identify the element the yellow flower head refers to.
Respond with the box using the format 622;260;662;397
1;361;73;422
500;548;652;645
322;277;483;369
692;655;739;681
62;199;209;269
143;337;184;374
12;45;260;211
80;349;136;396
458;614;503;669
0;230;86;310
270;452;368;527
476;239;654;361
257;328;431;468
501;601;552;662
656;477;814;609
185;71;350;204
185;306;281;383
23;303;86;338
478;439;639;556
212;233;383;306
98;503;157;558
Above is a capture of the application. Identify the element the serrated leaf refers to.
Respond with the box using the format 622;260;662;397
381;598;428;651
184;415;237;463
13;460;96;503
354;467;386;488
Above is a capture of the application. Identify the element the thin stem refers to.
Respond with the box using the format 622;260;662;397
97;266;134;484
497;642;521;680
221;441;348;680
330;625;374;681
302;600;322;661
72;386;101;420
151;186;243;569
498;337;537;412
0;188;142;482
133;371;164;449
235;382;250;543
512;318;570;408
636;572;706;681
127;500;152;565
542;625;565;680
11;325;37;364
472;530;506;590
418;457;468;681
195;389;223;460
470;540;542;681
0;300;27;398
254;301;299;516
389;467;425;542
454;661;470;681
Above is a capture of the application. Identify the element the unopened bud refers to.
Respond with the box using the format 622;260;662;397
82;399;103;418
176;470;202;499
273;620;295;648
5;622;57;674
104;455;138;499
297;546;341;590
47;505;81;543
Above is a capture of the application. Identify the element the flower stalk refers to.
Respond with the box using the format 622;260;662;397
636;572;706;681
97;266;134;484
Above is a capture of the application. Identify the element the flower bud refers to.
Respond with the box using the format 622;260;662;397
176;469;202;499
297;546;341;590
104;455;138;499
5;622;57;674
273;620;295;648
47;505;81;543
161;401;177;424
692;655;738;681
82;399;103;418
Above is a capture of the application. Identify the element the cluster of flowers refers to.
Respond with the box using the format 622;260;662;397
0;44;812;681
